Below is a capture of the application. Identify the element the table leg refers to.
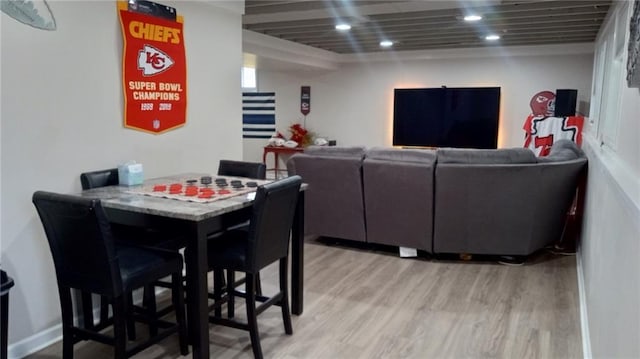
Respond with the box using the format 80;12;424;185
263;149;280;179
291;191;305;315
274;153;281;179
185;224;210;359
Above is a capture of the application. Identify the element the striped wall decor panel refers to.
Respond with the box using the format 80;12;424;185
242;92;276;139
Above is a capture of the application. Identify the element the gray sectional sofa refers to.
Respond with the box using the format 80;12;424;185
287;140;587;257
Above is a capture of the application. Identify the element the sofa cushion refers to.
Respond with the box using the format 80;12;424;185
365;147;437;163
304;146;365;158
437;147;537;164
537;140;585;162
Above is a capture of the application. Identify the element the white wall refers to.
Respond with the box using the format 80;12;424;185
246;53;593;164
0;1;243;356
580;1;640;357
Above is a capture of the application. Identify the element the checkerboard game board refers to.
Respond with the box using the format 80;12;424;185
127;175;271;203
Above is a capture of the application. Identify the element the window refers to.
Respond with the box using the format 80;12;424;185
589;40;607;130
590;2;630;150
242;66;256;91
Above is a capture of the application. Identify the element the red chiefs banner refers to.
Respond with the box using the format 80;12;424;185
118;1;187;134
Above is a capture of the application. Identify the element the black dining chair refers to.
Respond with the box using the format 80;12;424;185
80;168;185;333
80;168;185;250
217;159;266;180
196;175;302;359
32;191;188;358
79;168;119;190
216;160;267;231
215;160;268;302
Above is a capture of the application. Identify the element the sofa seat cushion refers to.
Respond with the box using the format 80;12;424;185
437;147;537;164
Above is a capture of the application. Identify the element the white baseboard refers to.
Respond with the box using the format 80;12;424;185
7;324;62;359
576;244;592;359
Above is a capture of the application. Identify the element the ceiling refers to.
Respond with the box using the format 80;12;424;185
243;0;611;54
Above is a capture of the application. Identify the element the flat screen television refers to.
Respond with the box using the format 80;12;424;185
393;87;501;149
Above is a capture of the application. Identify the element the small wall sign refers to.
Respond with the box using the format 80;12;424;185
300;86;311;116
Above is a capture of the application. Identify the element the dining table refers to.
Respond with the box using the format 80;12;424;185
79;173;306;359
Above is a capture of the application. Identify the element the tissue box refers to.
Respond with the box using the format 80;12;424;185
118;162;144;186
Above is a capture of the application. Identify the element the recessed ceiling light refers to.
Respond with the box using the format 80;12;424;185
464;14;482;21
485;34;500;41
335;24;351;31
380;40;393;47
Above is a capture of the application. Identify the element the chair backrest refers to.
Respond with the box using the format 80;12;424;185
218;160;266;180
32;191;122;297
286;148;367;242
80;168;119;190
246;176;302;271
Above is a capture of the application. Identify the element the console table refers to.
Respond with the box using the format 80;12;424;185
263;146;304;179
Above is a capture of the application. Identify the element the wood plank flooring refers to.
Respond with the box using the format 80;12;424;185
27;237;582;358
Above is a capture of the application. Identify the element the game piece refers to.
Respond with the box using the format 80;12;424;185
218;189;231;195
246;182;258;188
200;176;212;185
153;184;167;192
186;179;197;185
185;187;198;196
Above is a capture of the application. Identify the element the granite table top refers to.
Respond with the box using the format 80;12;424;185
79;173;265;222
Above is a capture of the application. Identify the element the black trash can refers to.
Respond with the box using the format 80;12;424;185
1;270;14;359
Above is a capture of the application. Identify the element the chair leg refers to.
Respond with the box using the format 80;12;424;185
226;270;235;319
112;297;127;359
143;284;158;337
246;274;263;359
59;288;75;359
80;290;94;330
279;258;293;335
255;271;262;296
99;296;110;326
125;293;136;341
213;269;225;318
231;272;261;295
172;273;189;356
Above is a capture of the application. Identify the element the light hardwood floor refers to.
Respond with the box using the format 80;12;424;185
27;237;582;358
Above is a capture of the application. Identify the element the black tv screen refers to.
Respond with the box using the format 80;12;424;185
393;87;501;149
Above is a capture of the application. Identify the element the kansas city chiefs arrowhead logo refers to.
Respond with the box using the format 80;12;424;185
137;45;174;76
